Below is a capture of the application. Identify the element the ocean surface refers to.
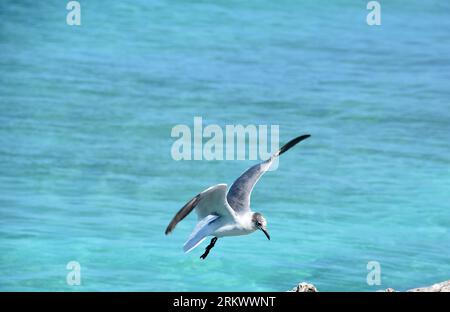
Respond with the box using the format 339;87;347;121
1;0;449;291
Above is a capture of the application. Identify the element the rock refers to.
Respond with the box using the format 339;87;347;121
407;280;450;292
289;280;450;292
288;282;318;292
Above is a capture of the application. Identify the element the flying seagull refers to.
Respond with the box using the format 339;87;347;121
165;134;311;259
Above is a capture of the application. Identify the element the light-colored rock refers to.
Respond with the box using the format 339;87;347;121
289;279;450;292
407;280;450;292
288;282;318;292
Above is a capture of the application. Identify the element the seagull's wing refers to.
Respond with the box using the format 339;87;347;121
165;184;234;235
227;134;311;214
183;214;220;253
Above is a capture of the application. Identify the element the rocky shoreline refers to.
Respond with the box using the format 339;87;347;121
288;280;450;292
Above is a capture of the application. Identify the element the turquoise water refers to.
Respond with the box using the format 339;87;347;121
1;0;449;291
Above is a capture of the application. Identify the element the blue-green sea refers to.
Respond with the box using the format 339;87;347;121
1;0;449;291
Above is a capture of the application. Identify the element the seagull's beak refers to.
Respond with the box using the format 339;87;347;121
261;227;270;240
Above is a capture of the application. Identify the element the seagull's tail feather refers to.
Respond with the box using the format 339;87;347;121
183;215;220;253
275;134;311;157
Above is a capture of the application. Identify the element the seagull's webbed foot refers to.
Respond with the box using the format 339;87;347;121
200;237;218;260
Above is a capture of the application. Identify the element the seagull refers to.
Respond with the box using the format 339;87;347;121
165;134;311;259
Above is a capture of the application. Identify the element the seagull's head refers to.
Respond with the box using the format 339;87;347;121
252;212;270;240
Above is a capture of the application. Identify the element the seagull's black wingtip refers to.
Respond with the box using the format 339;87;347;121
278;134;311;156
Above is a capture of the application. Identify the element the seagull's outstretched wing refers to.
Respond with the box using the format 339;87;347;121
165;184;235;235
227;134;311;214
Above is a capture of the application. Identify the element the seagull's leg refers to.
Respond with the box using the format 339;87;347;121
200;237;218;260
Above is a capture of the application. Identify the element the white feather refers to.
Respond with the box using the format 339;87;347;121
183;214;220;253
